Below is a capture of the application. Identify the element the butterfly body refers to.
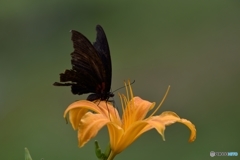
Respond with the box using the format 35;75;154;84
54;25;113;101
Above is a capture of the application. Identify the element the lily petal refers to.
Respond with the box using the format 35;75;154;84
64;100;121;125
108;121;149;154
178;118;196;142
69;108;89;130
107;123;124;153
146;111;196;142
122;97;154;130
78;112;110;147
131;97;155;121
64;100;103;117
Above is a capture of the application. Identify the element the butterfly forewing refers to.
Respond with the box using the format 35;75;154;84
70;30;104;89
53;25;113;101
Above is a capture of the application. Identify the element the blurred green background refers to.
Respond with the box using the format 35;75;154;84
1;0;239;159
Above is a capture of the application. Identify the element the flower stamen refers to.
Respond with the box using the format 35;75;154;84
149;85;171;117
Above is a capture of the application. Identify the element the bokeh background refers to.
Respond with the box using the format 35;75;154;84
1;1;239;159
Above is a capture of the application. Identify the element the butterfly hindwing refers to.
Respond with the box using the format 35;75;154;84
93;25;112;93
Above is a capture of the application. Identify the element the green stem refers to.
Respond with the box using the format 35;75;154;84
104;143;111;158
107;151;116;160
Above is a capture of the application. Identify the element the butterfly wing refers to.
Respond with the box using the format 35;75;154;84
53;25;112;99
93;25;112;93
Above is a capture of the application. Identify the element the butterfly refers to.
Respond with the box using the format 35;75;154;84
53;25;114;101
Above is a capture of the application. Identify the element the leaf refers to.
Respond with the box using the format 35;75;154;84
24;148;33;160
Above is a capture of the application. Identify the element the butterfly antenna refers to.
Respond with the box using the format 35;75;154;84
112;80;135;93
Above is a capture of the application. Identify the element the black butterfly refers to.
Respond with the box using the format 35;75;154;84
53;25;114;101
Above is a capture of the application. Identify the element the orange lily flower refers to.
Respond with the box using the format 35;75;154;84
64;81;196;159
